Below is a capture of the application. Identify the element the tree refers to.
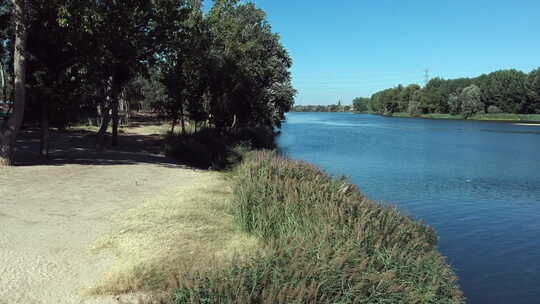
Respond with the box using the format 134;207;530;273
153;0;205;134
205;0;295;131
476;69;528;113
526;68;540;113
448;92;461;115
0;0;27;166
407;90;424;116
58;0;154;148
352;97;369;112
26;0;83;157
397;84;420;112
460;84;483;119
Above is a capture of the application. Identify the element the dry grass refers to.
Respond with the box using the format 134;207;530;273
89;172;260;295
170;151;464;303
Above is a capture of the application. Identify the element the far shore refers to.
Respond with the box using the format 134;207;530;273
350;111;540;124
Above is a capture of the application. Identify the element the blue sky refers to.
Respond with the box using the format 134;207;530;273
206;0;540;105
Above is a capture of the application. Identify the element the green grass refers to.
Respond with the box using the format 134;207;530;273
384;112;540;122
170;151;464;303
471;113;540;122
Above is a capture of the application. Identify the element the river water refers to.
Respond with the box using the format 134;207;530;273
277;112;540;304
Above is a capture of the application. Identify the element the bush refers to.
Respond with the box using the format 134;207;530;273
165;127;277;169
165;128;228;169
230;127;277;150
487;105;503;114
172;151;464;303
407;100;422;117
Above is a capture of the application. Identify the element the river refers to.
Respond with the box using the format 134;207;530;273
277;112;540;304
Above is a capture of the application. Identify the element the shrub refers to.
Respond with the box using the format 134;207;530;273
460;85;484;119
487;105;503;114
230;127;277;150
165;127;278;169
172;151;464;303
407;100;422;117
165;128;228;169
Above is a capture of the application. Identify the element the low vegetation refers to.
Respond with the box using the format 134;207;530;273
89;172;259;296
168;151;464;303
164;126;277;169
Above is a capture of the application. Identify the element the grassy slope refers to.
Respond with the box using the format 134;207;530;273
172;151;464;303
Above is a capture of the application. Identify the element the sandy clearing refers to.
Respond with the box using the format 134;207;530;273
0;126;207;304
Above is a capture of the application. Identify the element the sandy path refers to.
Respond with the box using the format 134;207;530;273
0;127;204;303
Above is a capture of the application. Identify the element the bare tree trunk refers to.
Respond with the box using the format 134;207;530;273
179;103;186;135
119;90;130;125
0;61;6;104
0;0;27;166
40;98;49;158
96;77;115;150
111;96;119;146
96;106;110;151
170;119;176;135
111;81;121;147
97;101;103;126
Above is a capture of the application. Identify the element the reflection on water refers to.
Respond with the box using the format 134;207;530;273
278;112;540;304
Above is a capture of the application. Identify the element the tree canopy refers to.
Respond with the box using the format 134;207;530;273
357;68;539;118
0;0;296;165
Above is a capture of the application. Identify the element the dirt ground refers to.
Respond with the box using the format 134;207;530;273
0;121;209;303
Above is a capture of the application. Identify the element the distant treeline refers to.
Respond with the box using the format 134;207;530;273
353;68;540;118
292;103;351;112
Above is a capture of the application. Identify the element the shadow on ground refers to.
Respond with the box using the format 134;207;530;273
14;123;184;168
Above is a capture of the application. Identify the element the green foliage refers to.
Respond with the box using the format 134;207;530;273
151;0;295;134
170;151;464;303
165;126;277;169
407;90;425;116
448;93;461;115
2;0;296;155
460;85;483;119
487;105;503;114
526;68;540;113
365;68;538;118
292;103;350;112
370;86;402;115
352;97;370;112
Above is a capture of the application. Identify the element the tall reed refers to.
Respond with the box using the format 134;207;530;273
172;151;464;303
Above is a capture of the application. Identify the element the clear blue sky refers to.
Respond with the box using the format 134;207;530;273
206;0;540;105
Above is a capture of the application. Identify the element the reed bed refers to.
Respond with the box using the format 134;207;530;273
169;151;464;303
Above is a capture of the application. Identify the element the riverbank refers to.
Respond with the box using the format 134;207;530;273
383;112;540;123
163;151;464;303
2;120;463;303
279;112;540;303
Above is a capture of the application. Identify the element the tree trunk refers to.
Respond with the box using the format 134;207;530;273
96;76;115;150
0;0;27;166
111;96;119;146
171;119;176;135
111;82;121;147
96;106;110;151
0;61;6;104
179;103;186;135
40;98;49;158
